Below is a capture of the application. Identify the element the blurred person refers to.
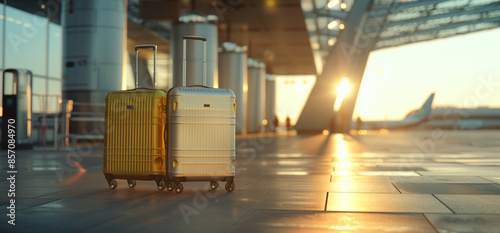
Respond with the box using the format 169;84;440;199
273;116;279;133
356;115;363;131
286;116;291;132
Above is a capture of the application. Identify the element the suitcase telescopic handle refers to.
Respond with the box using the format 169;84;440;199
135;44;157;89
182;36;207;87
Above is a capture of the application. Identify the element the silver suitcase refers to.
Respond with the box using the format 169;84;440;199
167;36;236;193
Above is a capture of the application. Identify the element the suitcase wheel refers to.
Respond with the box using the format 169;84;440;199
167;182;175;192
109;179;118;189
127;179;136;188
157;181;166;191
175;183;184;193
210;181;219;190
225;182;235;192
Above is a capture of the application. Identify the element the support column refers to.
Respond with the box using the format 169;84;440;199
295;0;373;134
171;14;218;88
337;48;371;133
247;58;266;133
218;42;248;134
62;0;126;134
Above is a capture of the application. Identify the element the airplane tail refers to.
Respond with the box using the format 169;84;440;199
404;93;435;121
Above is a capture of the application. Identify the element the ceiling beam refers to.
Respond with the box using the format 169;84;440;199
368;0;448;17
377;15;500;44
127;1;170;39
318;28;340;36
385;2;500;28
375;24;500;50
316;9;348;19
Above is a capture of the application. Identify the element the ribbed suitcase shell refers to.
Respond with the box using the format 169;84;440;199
167;87;236;181
104;90;167;180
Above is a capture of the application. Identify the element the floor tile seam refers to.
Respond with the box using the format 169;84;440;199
28;189;71;199
16;198;61;211
425;213;500;216
224;190;271;233
240;190;403;194
422;213;441;233
392;183;403;194
75;212;137;232
73;197;168;232
324;192;329;211
46;188;117;200
237;179;260;189
241;209;436;214
26;195;164;212
431;194;456;214
477;176;498;183
323;210;452;214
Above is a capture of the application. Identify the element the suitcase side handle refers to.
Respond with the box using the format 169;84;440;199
182;36;207;87
187;85;211;89
135;44;157;89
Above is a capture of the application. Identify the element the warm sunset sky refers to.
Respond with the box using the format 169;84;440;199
354;27;500;121
276;27;500;123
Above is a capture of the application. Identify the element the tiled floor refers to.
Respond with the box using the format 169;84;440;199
1;130;500;232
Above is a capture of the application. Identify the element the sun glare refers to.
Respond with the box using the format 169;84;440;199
333;77;350;111
327;0;339;9
358;130;367;135
327;20;338;30
295;81;304;90
380;128;389;134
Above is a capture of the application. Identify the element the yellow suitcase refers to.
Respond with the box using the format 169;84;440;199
103;44;171;190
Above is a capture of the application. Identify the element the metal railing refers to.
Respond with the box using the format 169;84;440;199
33;100;105;150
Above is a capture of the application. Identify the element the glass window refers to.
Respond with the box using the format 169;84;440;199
46;95;60;113
32;76;46;95
17;70;31;94
47;78;60;95
48;23;62;79
32;76;46;113
47;78;61;113
3;71;17;95
32;91;44;113
5;6;47;76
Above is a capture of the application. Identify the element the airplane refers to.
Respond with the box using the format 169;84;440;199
354;92;435;131
420;106;500;130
